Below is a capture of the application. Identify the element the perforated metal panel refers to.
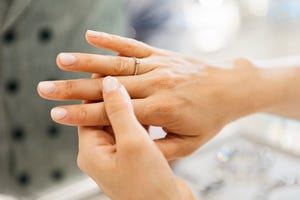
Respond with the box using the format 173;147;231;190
0;0;127;198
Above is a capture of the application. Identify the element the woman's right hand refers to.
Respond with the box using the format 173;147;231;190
77;76;195;200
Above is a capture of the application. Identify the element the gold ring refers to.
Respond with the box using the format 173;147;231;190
133;57;140;76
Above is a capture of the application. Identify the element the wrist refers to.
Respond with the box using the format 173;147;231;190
216;60;285;123
227;60;300;120
257;66;300;117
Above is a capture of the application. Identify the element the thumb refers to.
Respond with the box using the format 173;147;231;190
102;76;147;144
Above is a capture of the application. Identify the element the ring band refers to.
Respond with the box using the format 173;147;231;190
133;57;140;76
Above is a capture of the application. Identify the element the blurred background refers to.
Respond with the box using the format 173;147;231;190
0;0;300;199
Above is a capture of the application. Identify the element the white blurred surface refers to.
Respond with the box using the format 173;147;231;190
3;0;300;199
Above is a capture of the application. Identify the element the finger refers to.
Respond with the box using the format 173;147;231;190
37;76;151;101
83;74;104;104
50;99;148;126
154;134;202;161
77;126;115;174
102;76;148;144
85;30;153;58
78;126;115;148
50;95;173;128
56;53;153;76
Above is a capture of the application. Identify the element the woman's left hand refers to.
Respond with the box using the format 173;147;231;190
38;31;266;160
77;76;194;200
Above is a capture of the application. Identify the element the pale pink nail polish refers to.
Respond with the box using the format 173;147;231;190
51;108;67;120
38;82;56;94
59;53;76;66
103;76;119;93
86;30;101;38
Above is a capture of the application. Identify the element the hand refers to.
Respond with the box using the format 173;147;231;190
77;76;195;200
38;31;268;160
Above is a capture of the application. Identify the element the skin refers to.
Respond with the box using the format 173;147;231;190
38;31;300;161
77;76;195;200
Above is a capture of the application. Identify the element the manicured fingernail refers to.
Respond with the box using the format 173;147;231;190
38;81;56;94
86;30;101;38
103;76;119;93
59;53;76;66
51;108;67;120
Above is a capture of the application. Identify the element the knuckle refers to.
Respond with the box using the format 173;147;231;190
84;54;93;68
123;38;138;52
104;34;114;45
151;103;174;114
151;70;176;89
77;106;88;121
147;98;181;117
62;80;75;98
145;103;173;122
107;101;130;117
114;57;130;74
144;97;184;126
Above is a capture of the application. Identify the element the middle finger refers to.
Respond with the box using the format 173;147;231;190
37;75;152;101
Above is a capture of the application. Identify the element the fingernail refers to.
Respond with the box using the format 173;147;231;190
86;30;101;38
59;53;76;66
103;76;119;93
38;81;56;94
51;108;67;120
